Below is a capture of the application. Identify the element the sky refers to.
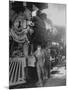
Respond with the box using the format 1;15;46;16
42;3;66;27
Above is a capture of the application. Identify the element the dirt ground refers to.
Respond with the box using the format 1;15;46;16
9;59;66;89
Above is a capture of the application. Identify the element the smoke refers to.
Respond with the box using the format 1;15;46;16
42;3;66;27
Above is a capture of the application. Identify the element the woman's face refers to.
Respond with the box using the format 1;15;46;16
37;46;41;51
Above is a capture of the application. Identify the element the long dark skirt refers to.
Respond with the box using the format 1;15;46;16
24;66;38;83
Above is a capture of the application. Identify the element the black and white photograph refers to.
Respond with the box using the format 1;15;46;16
9;0;66;89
